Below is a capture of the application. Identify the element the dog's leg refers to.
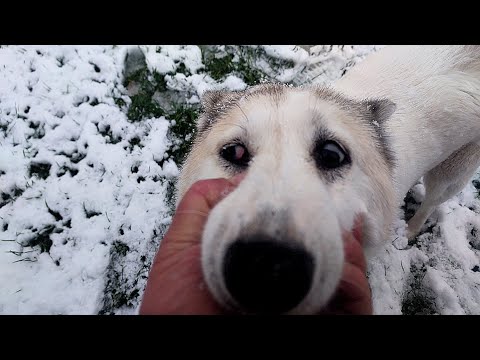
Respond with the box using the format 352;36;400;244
407;142;480;240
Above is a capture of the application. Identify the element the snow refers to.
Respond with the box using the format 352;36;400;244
293;45;385;85
0;45;172;314
1;45;479;315
369;179;480;315
141;45;204;74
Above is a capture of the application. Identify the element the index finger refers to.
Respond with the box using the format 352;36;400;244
342;216;367;272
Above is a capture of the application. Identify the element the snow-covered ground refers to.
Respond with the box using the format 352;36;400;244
1;45;479;315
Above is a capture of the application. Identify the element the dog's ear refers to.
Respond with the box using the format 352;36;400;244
364;98;397;123
200;90;230;113
197;90;244;133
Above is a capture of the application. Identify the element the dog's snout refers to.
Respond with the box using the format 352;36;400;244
223;235;314;314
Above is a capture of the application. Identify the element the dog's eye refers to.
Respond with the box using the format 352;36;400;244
220;144;251;167
314;141;349;169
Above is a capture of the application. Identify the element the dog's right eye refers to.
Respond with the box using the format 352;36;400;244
220;144;251;168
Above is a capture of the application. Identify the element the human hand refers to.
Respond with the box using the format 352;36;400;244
139;178;372;315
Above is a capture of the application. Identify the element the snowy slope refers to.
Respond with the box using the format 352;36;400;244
1;45;479;315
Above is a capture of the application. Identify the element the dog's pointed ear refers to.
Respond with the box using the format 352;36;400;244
201;90;231;112
196;90;230;132
197;90;243;133
364;98;397;123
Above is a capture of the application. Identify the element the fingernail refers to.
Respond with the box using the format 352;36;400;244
342;229;355;245
352;215;363;245
219;173;246;199
220;185;236;198
229;172;246;186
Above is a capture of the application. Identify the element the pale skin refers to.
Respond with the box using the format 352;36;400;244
139;176;372;315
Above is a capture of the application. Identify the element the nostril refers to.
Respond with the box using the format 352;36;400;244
223;236;314;314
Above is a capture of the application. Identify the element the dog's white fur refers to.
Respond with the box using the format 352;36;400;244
176;45;480;314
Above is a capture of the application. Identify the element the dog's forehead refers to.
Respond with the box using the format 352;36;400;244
243;85;362;120
199;84;362;134
239;87;351;128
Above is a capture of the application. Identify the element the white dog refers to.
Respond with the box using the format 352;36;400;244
176;45;480;314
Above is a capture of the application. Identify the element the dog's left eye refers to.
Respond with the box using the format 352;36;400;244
314;141;350;169
220;143;251;168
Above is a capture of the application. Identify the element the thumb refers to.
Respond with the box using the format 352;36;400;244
162;174;245;250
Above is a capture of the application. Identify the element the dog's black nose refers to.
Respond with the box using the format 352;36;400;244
223;236;314;314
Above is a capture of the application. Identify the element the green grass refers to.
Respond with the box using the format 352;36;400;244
83;203;102;219
202;46;267;85
112;241;130;257
203;51;236;81
163;178;177;215
468;225;480;250
167;104;199;165
98;230;166;315
56;165;79;177
202;45;295;86
128;136;142;150
122;61;200;167
124;67;168;122
29;162;51;180
45;202;63;222
28;121;45;139
0;121;8;135
127;93;165;120
8;224;64;255
473;179;480;199
401;263;437;315
99;240;139;314
0;186;25;209
26;225;56;253
114;97;127;108
97;124;122;145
